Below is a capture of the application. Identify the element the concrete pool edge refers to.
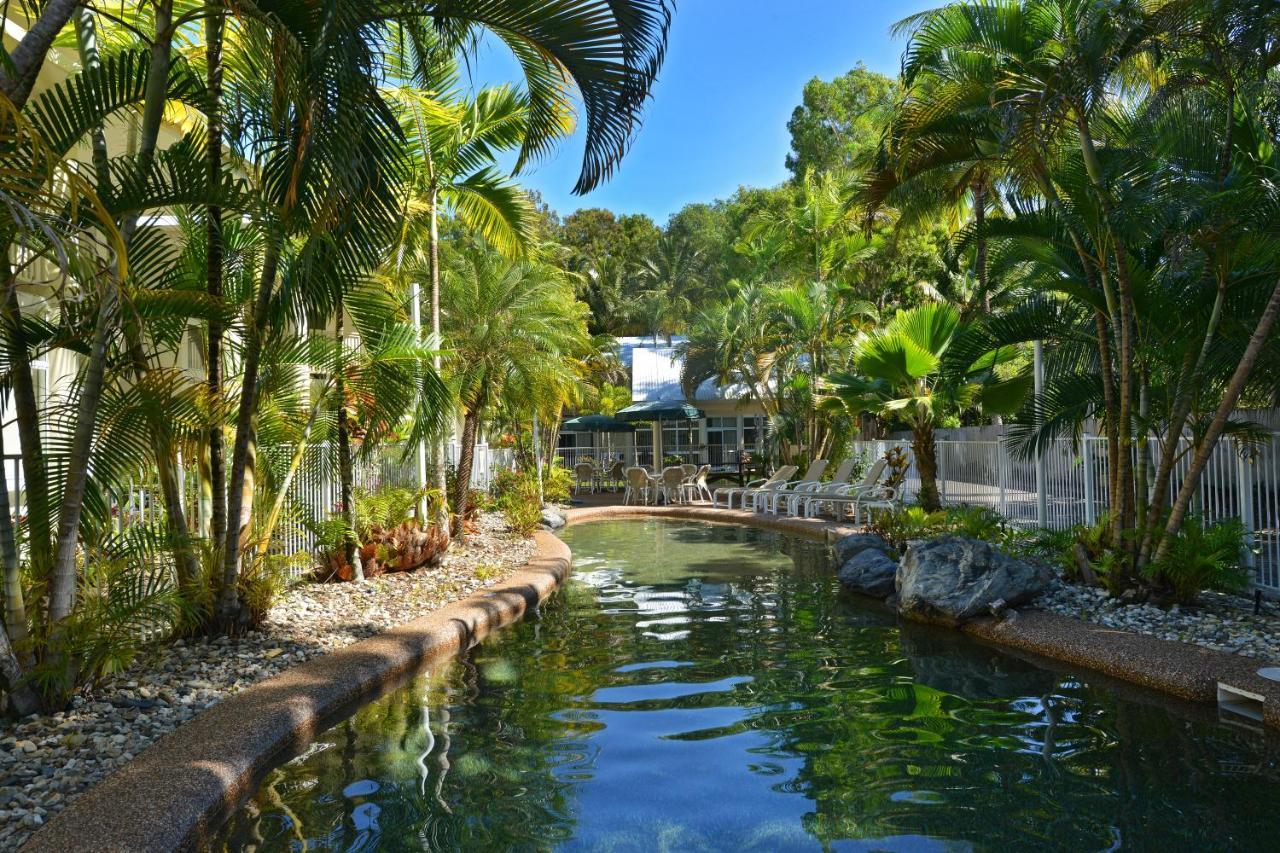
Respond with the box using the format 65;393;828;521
569;506;1280;730
22;531;572;853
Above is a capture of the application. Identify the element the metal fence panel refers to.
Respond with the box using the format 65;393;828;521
852;434;1280;595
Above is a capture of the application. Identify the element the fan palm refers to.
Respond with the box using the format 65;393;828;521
824;303;1027;511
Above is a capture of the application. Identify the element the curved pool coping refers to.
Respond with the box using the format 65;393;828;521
23;531;572;853
26;506;1280;850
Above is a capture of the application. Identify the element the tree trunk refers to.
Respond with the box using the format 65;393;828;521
0;430;29;660
974;179;990;315
48;283;119;622
336;303;363;581
1;285;52;578
1155;277;1280;562
206;1;227;550
912;422;941;512
451;410;478;539
428;185;449;526
0;0;82;108
217;237;282;628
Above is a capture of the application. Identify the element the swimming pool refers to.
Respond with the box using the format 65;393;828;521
215;519;1280;850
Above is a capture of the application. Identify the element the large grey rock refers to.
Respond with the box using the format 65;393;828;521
833;532;893;564
539;507;566;530
896;536;1051;626
837;549;899;599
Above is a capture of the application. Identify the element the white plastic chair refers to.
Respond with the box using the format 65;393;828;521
774;457;858;515
660;466;686;504
754;459;828;512
574;462;596;495
714;465;797;509
680;464;713;503
624;467;654;505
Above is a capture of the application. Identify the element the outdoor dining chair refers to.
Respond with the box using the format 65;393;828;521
607;460;627;492
661;466;687;504
574;462;597;495
680;464;713;503
624;467;656;505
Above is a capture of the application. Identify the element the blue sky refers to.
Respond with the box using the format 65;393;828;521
472;0;936;225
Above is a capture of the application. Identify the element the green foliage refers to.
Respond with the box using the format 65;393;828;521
786;63;897;177
1146;518;1251;604
353;486;438;540
474;563;503;582
869;505;1018;554
22;554;198;703
543;464;572;505
494;468;544;536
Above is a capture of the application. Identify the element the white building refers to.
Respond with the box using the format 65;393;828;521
558;336;768;472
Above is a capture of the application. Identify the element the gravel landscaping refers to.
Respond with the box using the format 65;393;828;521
0;513;536;850
1036;579;1280;664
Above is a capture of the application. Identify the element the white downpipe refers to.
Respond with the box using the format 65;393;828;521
1034;340;1049;527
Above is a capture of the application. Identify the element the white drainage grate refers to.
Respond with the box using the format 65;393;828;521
1218;682;1265;722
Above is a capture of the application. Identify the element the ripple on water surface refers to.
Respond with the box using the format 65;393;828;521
216;519;1280;851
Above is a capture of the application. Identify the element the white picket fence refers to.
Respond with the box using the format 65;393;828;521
851;434;1280;594
273;441;516;560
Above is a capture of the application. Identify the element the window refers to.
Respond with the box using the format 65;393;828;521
706;417;738;447
559;432;581;449
743;416;764;451
661;422;697;451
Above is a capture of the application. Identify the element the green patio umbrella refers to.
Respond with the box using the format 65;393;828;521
562;414;635;432
615;401;706;422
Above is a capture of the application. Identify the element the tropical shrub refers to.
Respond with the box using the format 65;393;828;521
1146;517;1250;604
869;505;1021;554
544;464;573;504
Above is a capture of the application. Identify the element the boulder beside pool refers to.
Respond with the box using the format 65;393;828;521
833;532;894;563
539;507;567;530
837;549;899;598
896;536;1051;626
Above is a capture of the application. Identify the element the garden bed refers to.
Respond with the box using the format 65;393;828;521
0;512;535;850
1036;579;1280;662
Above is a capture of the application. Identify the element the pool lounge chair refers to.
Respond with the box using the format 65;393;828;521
712;465;797;509
794;458;887;518
752;459;828;512
803;459;900;521
770;457;858;515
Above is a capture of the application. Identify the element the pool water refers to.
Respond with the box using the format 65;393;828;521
217;520;1280;851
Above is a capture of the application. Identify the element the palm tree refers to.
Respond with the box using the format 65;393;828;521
384;73;537;516
439;243;588;537
214;0;672;628
824;303;1027;511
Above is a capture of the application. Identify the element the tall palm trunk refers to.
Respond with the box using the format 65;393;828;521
912;422;941;513
206;1;228;550
336;303;363;580
428;183;449;524
451;409;479;539
1156;277;1280;562
1;285;51;579
48;284;118;622
0;0;82;108
0;430;29;663
218;238;282;628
